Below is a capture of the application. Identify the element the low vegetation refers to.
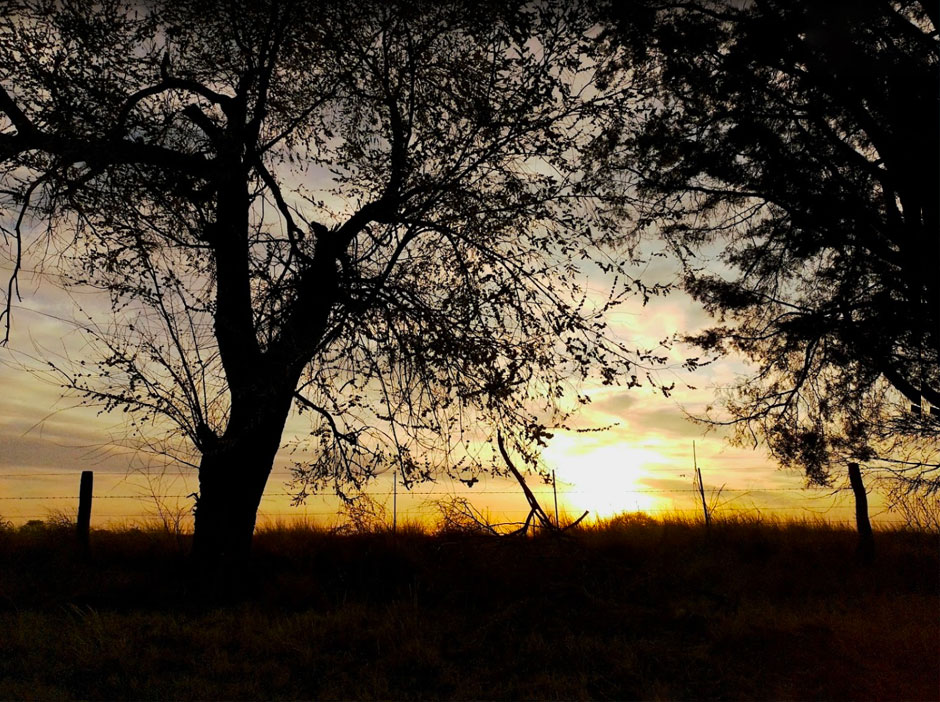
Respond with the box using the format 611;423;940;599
0;515;936;700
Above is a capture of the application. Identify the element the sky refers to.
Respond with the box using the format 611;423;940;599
0;2;906;532
0;251;894;530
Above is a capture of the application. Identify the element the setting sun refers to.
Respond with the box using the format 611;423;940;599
544;435;673;518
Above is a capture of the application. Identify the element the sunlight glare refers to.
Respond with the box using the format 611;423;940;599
544;435;671;518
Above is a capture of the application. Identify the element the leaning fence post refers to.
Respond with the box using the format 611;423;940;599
693;442;710;528
847;462;874;562
77;470;93;552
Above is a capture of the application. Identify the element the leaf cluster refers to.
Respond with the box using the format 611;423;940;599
597;0;940;488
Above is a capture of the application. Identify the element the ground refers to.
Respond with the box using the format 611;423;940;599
0;517;936;700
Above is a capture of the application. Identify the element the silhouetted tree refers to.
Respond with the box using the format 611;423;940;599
0;0;646;561
599;0;940;491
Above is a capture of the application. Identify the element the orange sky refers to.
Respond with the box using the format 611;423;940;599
0;260;896;529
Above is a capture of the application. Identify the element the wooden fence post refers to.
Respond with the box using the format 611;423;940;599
77;470;93;553
552;470;559;527
847;462;874;562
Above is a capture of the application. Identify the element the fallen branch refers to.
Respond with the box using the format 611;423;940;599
497;431;588;535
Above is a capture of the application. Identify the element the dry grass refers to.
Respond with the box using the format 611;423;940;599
0;514;936;700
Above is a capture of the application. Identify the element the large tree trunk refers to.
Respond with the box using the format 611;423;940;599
847;462;875;563
192;136;337;566
192;387;296;565
192;450;269;564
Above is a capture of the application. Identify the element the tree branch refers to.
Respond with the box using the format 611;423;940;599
114;77;235;134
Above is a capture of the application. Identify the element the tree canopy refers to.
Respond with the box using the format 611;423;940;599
0;0;647;558
600;0;939;489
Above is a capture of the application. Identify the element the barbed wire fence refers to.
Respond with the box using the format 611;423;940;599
0;467;918;528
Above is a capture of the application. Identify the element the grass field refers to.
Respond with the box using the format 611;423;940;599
0;515;936;700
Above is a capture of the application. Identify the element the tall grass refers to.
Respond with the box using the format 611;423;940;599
0;513;936;700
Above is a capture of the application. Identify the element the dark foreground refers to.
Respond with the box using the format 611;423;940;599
0;517;936;700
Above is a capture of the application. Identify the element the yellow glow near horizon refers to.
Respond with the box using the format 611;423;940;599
544;436;673;518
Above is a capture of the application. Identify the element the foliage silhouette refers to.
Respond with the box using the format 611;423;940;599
0;0;652;561
599;0;940;491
